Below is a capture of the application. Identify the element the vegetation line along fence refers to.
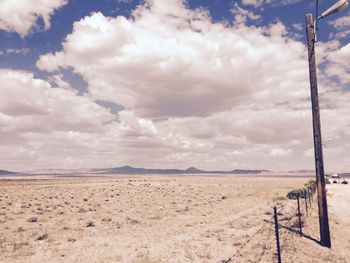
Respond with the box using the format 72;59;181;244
222;180;317;263
272;180;317;263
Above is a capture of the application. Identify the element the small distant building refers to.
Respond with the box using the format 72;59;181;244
331;173;340;179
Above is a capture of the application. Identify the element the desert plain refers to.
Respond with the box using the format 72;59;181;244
0;174;349;263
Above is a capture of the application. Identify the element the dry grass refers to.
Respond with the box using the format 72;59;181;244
0;175;348;262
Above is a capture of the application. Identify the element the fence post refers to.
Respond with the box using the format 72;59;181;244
297;196;303;236
308;187;312;207
304;194;308;216
274;207;282;263
310;186;313;201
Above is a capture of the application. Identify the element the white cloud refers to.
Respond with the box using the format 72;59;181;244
1;0;349;172
324;42;350;84
329;15;350;29
270;148;292;157
292;23;303;31
0;68;126;170
0;0;68;37
0;48;30;56
241;0;266;7
232;3;261;25
0;69;114;133
331;30;350;39
241;0;300;7
37;4;305;119
33;0;350;171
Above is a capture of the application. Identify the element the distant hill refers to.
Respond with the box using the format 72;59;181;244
92;166;268;175
288;169;314;173
0;170;17;176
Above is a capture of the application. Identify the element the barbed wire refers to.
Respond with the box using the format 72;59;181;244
223;185;317;263
223;220;270;262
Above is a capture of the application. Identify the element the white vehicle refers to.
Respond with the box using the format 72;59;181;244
331;173;340;179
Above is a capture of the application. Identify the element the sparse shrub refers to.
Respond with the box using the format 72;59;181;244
86;221;95;227
126;217;140;225
36;233;48;241
287;189;306;199
13;241;28;251
67;238;76;242
17;227;25;232
78;208;86;213
27;217;37;223
287;180;316;200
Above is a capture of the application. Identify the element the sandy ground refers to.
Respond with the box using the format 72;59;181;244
328;184;350;261
0;175;349;262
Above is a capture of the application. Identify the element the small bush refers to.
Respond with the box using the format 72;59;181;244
36;233;48;241
287;188;307;199
86;221;95;227
287;180;317;200
17;227;25;232
27;217;37;223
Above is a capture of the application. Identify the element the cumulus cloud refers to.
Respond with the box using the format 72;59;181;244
33;0;350;171
0;69;114;133
0;68;124;170
2;0;349;171
323;42;350;84
37;2;305;120
0;0;68;37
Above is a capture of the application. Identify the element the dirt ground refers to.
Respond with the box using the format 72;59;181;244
327;184;350;261
0;174;349;262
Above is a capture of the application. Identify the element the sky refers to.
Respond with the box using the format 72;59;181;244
0;0;350;172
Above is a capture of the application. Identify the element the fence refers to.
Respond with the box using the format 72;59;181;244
222;180;317;263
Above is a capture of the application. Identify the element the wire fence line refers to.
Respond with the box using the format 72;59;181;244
221;180;318;263
270;181;317;262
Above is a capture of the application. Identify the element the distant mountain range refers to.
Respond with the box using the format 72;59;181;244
92;165;269;175
0;170;17;176
288;169;314;173
0;166;269;176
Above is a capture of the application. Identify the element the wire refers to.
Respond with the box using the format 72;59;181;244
228;221;270;262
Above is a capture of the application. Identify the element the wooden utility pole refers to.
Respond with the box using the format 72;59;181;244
305;13;331;248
